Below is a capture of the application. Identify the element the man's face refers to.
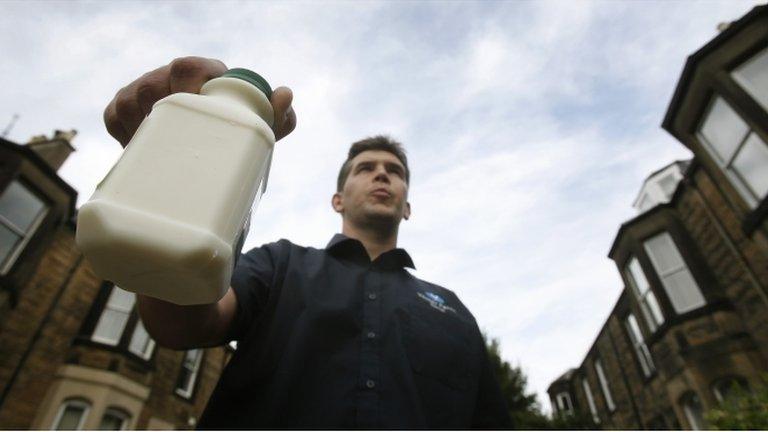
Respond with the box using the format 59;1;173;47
332;150;411;230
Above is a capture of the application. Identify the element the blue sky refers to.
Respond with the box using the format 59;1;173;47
0;0;762;412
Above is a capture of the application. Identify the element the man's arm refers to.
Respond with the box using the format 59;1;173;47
104;57;296;349
136;287;238;350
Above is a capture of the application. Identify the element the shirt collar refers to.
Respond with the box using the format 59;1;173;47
326;233;416;270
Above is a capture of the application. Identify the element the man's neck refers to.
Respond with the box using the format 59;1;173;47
341;221;398;261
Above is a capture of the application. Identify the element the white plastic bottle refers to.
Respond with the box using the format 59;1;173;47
76;68;275;305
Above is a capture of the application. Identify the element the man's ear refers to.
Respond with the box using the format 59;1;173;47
403;201;411;220
332;192;344;214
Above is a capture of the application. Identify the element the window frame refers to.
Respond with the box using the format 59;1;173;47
625;313;656;378
625;256;665;332
0;178;50;275
581;378;600;424
731;46;768;112
175;349;204;399
680;391;705;430
86;284;156;362
643;232;706;314
697;94;768;209
594;358;616;412
98;407;131;430
51;398;91;430
555;391;573;415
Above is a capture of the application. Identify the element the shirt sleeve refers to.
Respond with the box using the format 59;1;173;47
471;337;513;429
227;240;286;342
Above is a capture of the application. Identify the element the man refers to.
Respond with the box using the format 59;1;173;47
104;57;511;429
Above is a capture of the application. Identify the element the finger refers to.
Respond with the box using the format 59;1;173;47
270;86;296;140
168;56;227;94
135;65;172;116
113;86;146;142
277;105;297;141
104;98;130;147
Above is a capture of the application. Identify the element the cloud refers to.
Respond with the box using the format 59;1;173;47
1;0;762;413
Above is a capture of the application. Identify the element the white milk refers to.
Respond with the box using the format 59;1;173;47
76;69;275;305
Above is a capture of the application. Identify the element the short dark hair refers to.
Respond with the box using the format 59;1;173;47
336;135;410;192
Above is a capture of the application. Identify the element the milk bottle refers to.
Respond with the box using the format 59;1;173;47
76;68;275;305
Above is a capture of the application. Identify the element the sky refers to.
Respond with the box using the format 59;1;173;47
0;0;762;412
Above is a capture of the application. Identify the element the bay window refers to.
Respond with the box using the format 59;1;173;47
625;256;665;332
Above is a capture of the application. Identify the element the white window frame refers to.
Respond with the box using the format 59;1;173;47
175;349;203;399
98;407;130;430
128;318;156;360
51;398;90;430
625;313;655;377
582;378;600;424
625;256;665;332
594;358;616;411
697;95;768;209
643;232;706;314
91;287;136;346
681;392;705;430
555;391;573;415
0;179;49;275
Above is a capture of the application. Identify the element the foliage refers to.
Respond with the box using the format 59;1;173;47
483;334;597;430
705;376;768;430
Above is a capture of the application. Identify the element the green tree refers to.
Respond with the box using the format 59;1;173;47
705;376;768;430
484;334;597;430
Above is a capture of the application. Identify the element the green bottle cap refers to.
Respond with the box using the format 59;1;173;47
222;68;273;99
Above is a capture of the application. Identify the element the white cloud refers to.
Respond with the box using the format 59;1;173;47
1;0;762;415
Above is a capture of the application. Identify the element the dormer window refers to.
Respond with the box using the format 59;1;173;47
697;96;768;209
0;179;48;274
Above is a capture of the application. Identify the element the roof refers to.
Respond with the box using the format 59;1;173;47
661;4;768;140
0;136;78;219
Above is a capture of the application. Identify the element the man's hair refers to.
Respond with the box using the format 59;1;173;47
336;135;410;192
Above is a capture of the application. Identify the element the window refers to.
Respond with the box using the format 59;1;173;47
626;313;655;377
698;96;768;208
51;398;90;430
91;286;155;359
594;359;616;411
0;179;48;274
582;378;600;424
658;174;678;198
732;47;768;111
128;319;155;360
92;288;136;345
644;232;706;314
99;407;130;430
555;392;573;415
175;349;203;398
712;377;749;404
681;392;705;430
625;256;665;332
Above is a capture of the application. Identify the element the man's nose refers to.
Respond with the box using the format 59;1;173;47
373;166;390;183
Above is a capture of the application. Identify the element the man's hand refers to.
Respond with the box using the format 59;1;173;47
104;56;297;147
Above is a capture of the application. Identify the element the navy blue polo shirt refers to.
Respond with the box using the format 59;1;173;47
197;234;511;429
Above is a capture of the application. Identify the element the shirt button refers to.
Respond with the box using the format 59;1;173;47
367;293;377;300
367;331;376;339
366;379;376;389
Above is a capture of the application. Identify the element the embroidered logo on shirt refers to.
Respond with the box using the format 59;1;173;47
417;291;456;314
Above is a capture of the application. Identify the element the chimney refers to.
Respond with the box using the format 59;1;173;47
25;129;77;172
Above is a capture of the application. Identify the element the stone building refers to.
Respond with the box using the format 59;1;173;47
547;5;768;430
0;130;231;429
